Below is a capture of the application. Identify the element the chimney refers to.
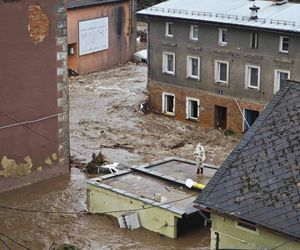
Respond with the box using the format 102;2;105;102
249;4;260;20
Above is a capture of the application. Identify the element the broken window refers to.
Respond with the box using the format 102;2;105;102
162;93;175;115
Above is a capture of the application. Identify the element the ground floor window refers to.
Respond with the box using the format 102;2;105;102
214;105;227;130
244;109;259;132
162;92;175;115
186;97;199;121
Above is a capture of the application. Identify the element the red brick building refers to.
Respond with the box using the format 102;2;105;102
0;0;69;192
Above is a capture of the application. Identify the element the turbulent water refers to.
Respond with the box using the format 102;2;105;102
0;63;238;249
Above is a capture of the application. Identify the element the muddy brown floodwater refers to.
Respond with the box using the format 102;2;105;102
0;63;240;249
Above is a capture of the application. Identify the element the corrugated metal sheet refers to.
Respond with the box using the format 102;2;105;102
67;0;123;9
138;0;300;33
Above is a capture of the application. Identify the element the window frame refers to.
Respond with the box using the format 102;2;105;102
186;56;200;80
186;97;200;121
250;33;258;49
215;60;229;84
245;64;261;90
274;69;290;94
162;51;175;75
162;92;175;116
219;28;228;46
279;36;289;53
165;22;174;37
190;25;199;41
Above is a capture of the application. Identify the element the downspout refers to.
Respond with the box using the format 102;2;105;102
234;98;250;131
215;232;220;250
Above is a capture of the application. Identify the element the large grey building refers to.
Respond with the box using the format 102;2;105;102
138;0;300;132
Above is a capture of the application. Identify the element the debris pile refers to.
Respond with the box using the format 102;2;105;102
83;152;111;174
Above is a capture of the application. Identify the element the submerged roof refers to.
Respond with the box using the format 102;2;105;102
88;157;217;215
196;81;300;240
138;0;300;33
67;0;123;9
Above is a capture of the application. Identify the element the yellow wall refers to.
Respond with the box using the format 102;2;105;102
87;184;182;238
210;214;300;250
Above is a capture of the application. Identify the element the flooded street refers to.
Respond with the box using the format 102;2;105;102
0;63;239;249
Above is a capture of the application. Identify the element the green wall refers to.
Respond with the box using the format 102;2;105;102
211;214;300;250
87;184;182;238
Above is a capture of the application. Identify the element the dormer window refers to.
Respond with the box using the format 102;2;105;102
165;22;174;37
279;36;289;53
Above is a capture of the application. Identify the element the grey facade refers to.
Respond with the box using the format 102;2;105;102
138;0;300;132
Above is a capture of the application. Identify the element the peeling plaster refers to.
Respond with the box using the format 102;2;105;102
45;157;53;166
0;156;32;177
52;153;57;161
28;4;49;45
37;166;43;171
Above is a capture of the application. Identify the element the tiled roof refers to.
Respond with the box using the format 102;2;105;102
195;81;300;241
138;0;300;34
67;0;122;9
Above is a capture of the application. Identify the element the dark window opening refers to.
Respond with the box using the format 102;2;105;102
214;105;227;130
244;109;259;132
237;221;257;232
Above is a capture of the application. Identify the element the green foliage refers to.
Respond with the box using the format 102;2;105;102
224;129;236;137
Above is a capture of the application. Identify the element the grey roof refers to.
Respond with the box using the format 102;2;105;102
67;0;122;9
195;81;300;241
138;0;300;33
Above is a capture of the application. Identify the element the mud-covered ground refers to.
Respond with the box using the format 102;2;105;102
0;63;240;250
69;63;239;166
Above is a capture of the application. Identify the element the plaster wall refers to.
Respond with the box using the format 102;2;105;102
210;214;300;250
87;183;181;238
67;0;136;74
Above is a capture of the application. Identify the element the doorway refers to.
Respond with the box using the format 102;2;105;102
214;105;227;130
244;109;259;132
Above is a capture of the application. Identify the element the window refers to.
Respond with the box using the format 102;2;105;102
279;36;289;53
219;28;228;46
190;25;199;40
186;97;200;121
165;22;174;37
162;93;175;115
187;56;200;80
245;64;260;89
274;70;290;93
215;60;229;84
162;52;175;75
250;33;258;48
236;221;259;234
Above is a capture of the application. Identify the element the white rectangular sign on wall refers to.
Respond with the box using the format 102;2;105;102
79;17;109;56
